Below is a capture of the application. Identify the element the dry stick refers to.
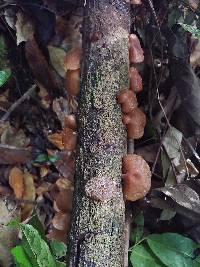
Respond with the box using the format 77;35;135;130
0;84;36;123
124;138;135;267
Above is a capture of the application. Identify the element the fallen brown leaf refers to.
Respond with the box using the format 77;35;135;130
9;167;24;199
21;172;36;221
52;211;71;231
55;189;73;213
0;146;31;164
36;182;52;196
47;229;67;244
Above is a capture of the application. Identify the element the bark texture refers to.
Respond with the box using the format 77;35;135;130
68;1;130;266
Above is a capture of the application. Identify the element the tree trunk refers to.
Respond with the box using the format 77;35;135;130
68;1;130;266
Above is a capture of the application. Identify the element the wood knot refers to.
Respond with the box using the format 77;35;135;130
85;176;117;202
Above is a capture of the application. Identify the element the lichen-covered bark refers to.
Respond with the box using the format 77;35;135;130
68;1;130;266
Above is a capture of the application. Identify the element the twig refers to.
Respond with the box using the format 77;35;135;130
0;84;36;123
124;138;135;267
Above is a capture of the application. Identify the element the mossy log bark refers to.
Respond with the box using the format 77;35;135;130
68;1;130;266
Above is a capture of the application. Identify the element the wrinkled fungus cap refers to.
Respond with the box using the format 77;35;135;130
123;108;146;139
122;154;151;201
129;34;144;64
129;67;143;93
117;89;138;113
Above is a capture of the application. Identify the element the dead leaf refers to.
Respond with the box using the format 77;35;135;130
53;97;69;128
9;167;24;199
15;11;34;45
48;132;64;150
1;125;30;148
36;182;51;196
52;211;71;231
0;146;31;164
48;128;77;151
156;183;200;214
54;153;75;180
21;172;36;221
48;45;66;77
56;178;73;190
55;189;73;213
47;229;67;244
37;83;51;108
40;166;49;178
163;127;182;160
0;185;12;196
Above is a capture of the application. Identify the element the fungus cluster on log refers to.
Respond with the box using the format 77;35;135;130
72;33;151;204
122;154;151;201
48;46;82;242
118;34;151;202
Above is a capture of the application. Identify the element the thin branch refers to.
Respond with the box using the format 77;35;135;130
0;84;36;123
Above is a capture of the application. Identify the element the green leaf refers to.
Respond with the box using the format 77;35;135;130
130;244;166;267
20;224;57;267
0;69;11;87
49;240;67;259
7;219;20;228
147;233;200;267
134;212;144;226
11;245;33;267
131;227;144;244
131;213;144;244
28;213;46;240
48;154;60;163
35;154;49;163
56;260;66;267
179;23;200;39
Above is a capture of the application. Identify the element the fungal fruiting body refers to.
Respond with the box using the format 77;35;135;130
64;47;82;71
117;89;138;113
65;69;80;95
63;128;77;151
129;34;144;64
123;108;146;139
122;154;151;201
65;115;77;130
129;67;143;93
85;176;117;202
64;47;82;96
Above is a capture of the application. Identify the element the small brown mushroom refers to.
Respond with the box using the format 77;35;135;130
64;47;82;71
63;128;77;151
65;115;77;130
129;34;144;64
85;176;117;202
65;69;80;95
117;89;138;113
129;67;143;93
123;108;146;139
122;154;151;201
